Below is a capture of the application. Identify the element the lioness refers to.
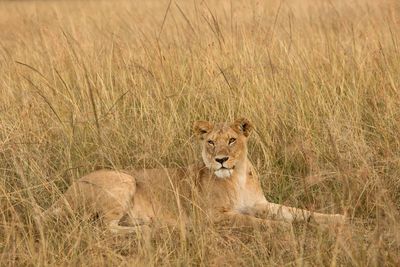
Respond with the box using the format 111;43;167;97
42;118;344;233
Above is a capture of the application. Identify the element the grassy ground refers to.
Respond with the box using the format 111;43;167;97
1;0;399;265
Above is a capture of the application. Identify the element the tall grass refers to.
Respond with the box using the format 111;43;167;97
0;0;399;265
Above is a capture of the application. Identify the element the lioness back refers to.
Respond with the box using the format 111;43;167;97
45;170;136;222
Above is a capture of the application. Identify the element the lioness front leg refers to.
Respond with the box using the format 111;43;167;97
214;211;290;228
252;202;345;224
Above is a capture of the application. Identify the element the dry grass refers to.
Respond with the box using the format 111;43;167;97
1;0;400;265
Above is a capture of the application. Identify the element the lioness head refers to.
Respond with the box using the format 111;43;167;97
193;118;253;179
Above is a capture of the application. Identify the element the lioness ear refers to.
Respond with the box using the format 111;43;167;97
233;117;253;137
193;120;214;140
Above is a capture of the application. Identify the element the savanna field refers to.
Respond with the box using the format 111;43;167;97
0;0;400;265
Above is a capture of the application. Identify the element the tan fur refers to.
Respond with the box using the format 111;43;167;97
42;118;345;233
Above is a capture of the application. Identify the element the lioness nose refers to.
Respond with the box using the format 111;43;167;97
215;157;229;164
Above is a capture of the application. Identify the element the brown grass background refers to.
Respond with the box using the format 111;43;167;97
0;0;399;265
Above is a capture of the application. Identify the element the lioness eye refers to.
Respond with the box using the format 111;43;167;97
207;140;215;146
229;138;236;145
